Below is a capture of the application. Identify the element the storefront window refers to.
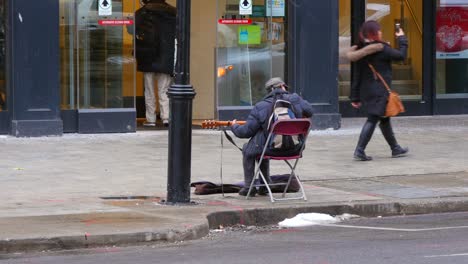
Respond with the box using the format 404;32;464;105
60;0;76;110
366;0;423;100
339;0;423;101
216;0;286;107
60;0;136;110
338;0;352;100
436;0;468;98
0;0;5;111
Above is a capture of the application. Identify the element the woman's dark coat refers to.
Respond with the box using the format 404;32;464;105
231;88;314;158
347;36;408;116
134;2;176;74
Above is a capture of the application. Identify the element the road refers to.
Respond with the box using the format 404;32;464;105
2;212;468;264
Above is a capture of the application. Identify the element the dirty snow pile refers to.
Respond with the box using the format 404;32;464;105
278;213;359;228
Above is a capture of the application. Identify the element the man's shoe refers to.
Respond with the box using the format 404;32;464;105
392;146;409;158
238;187;256;197
163;120;169;127
354;149;373;161
143;122;156;127
257;186;269;196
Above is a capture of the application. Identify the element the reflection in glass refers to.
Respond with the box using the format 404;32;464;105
338;0;352;100
60;0;136;110
0;0;5;111
436;2;468;98
60;0;76;110
340;0;423;101
366;0;422;100
216;0;285;107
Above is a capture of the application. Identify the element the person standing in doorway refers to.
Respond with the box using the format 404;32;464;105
346;20;409;161
135;0;176;127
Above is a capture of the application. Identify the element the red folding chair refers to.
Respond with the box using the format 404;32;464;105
246;118;312;202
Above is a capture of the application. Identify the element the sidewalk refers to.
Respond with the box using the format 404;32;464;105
1;115;468;253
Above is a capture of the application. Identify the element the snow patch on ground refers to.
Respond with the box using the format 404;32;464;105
278;213;359;228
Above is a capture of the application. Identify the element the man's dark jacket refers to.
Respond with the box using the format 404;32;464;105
134;2;176;74
231;88;314;157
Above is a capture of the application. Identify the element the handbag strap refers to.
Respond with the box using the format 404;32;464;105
368;63;391;94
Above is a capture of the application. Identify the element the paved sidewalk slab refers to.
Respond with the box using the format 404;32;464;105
0;116;467;253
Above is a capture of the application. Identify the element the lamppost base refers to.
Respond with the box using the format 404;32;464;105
166;84;196;204
159;200;199;206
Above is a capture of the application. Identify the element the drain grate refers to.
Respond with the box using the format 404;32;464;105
100;196;160;200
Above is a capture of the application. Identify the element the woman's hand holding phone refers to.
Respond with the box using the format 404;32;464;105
395;24;405;37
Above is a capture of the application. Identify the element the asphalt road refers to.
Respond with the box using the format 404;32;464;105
3;212;468;264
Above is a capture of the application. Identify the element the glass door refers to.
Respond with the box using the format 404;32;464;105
338;0;352;103
367;0;423;101
60;0;136;132
339;0;426;116
77;0;136;109
60;0;136;112
216;0;286;112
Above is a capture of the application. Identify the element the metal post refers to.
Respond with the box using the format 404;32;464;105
166;0;196;203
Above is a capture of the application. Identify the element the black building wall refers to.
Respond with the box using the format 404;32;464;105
8;0;62;136
288;0;341;129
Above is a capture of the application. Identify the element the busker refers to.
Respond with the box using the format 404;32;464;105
347;20;409;161
231;77;313;197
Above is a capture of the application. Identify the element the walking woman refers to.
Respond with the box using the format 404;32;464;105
346;20;409;161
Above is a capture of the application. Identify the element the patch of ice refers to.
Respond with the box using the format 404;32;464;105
278;213;359;228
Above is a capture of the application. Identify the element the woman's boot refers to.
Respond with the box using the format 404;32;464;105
379;119;409;157
354;121;376;161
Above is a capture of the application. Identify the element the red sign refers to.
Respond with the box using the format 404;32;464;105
436;7;468;57
98;19;134;26
218;19;252;25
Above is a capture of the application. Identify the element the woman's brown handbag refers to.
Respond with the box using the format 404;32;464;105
368;64;405;117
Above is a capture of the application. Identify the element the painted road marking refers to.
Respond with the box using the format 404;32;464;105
425;253;468;258
317;223;468;232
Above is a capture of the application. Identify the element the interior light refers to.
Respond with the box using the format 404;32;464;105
217;65;234;78
217;67;227;77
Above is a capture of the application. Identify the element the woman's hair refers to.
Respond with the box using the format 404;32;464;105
359;20;381;43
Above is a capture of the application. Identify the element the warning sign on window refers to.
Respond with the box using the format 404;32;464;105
239;0;252;15
218;19;252;25
99;19;133;26
99;0;112;16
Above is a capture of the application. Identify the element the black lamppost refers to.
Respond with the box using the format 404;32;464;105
166;0;195;203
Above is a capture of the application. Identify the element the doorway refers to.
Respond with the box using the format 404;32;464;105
60;0;137;132
339;0;429;117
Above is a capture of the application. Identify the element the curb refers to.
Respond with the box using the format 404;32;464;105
0;223;210;254
207;198;468;227
3;198;468;254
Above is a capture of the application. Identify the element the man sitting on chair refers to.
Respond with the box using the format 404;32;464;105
231;77;314;197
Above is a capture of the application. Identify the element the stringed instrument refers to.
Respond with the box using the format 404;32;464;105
201;120;246;129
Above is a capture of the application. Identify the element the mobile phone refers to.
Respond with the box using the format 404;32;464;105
395;23;401;32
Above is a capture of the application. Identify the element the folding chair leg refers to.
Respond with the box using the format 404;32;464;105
295;173;308;201
245;176;255;199
247;159;275;203
248;157;308;203
282;173;293;198
259;169;275;203
281;160;297;198
271;159;307;202
246;159;264;199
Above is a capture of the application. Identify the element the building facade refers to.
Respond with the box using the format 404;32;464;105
0;0;466;136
